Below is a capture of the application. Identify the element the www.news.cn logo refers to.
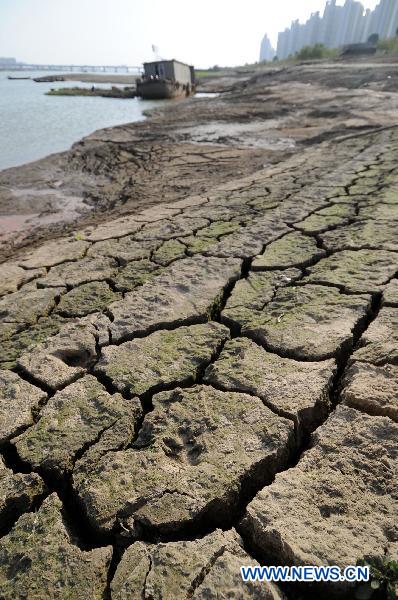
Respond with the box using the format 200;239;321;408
241;564;370;583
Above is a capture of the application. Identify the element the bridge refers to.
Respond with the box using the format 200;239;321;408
2;64;142;75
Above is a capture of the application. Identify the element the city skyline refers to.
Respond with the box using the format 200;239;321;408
260;34;275;62
273;0;398;60
0;0;379;68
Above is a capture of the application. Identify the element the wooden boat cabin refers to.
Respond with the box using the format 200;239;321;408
136;59;195;99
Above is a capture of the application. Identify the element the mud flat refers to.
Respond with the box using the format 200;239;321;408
3;57;398;260
60;73;138;85
0;58;398;598
47;86;136;98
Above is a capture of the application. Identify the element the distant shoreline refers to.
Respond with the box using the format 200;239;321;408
0;70;139;85
59;73;138;85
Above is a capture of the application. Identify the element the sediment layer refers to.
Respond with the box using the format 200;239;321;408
0;67;398;599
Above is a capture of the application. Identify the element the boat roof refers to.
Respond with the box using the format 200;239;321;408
143;59;193;68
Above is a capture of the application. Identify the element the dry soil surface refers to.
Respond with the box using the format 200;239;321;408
0;58;398;599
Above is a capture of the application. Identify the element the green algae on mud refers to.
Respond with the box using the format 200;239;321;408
252;231;325;270
72;385;294;536
95;322;229;396
306;249;398;293
56;281;121;317
0;494;112;600
223;283;371;361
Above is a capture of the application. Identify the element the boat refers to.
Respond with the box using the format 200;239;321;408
136;59;195;100
7;76;31;80
33;75;65;83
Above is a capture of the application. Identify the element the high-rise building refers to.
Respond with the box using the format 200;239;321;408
272;0;398;60
259;34;275;62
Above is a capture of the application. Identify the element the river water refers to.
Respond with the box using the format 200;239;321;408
0;71;163;172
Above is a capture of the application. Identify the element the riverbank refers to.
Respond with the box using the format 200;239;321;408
0;105;398;600
0;71;163;173
61;72;137;84
1;57;398;599
2;56;398;260
47;86;136;98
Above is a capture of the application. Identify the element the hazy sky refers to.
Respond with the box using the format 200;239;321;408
0;0;380;68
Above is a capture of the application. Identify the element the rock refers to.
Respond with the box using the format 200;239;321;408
190;544;284;600
252;231;325;270
87;236;156;263
306;249;398;293
95;322;229;396
0;371;47;443
189;201;256;223
133;206;180;222
204;214;291;258
152;239;186;266
383;279;398;307
111;528;285;600
0;317;66;370
240;406;398;597
13;374;142;478
111;259;160;292
37;256;117;288
19;238;90;269
56;281;121;317
134;216;209;241
0;262;45;297
223;283;371;361
71;405;140;475
180;235;219;255
249;197;280;212
204;337;335;440
0;456;46;532
79;214;142;241
222;269;301;328
295;185;347;202
0;322;22;342
0;494;112;599
73;385;294;536
17;316;101;390
376;185;398;204
92;312;112;346
108;255;242;344
320;220;398;252
163;195;208;210
273;194;330;224
197;220;241;238
0;287;64;324
341;361;398;421
359;203;398;220
353;307;398;365
295;203;355;234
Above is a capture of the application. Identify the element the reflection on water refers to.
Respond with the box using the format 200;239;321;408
0;71;165;172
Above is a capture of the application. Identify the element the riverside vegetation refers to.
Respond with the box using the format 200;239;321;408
47;86;136;99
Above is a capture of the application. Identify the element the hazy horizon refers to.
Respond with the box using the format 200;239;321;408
1;0;380;68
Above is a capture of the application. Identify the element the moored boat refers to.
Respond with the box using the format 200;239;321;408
33;76;65;83
136;59;195;100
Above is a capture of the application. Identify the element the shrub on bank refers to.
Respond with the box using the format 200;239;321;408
295;43;339;61
377;36;398;54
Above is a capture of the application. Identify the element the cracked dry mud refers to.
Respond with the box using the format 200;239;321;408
0;118;398;600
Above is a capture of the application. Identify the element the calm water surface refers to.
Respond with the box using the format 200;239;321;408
0;71;164;172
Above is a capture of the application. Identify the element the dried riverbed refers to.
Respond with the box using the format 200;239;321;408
2;57;398;260
0;58;398;599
